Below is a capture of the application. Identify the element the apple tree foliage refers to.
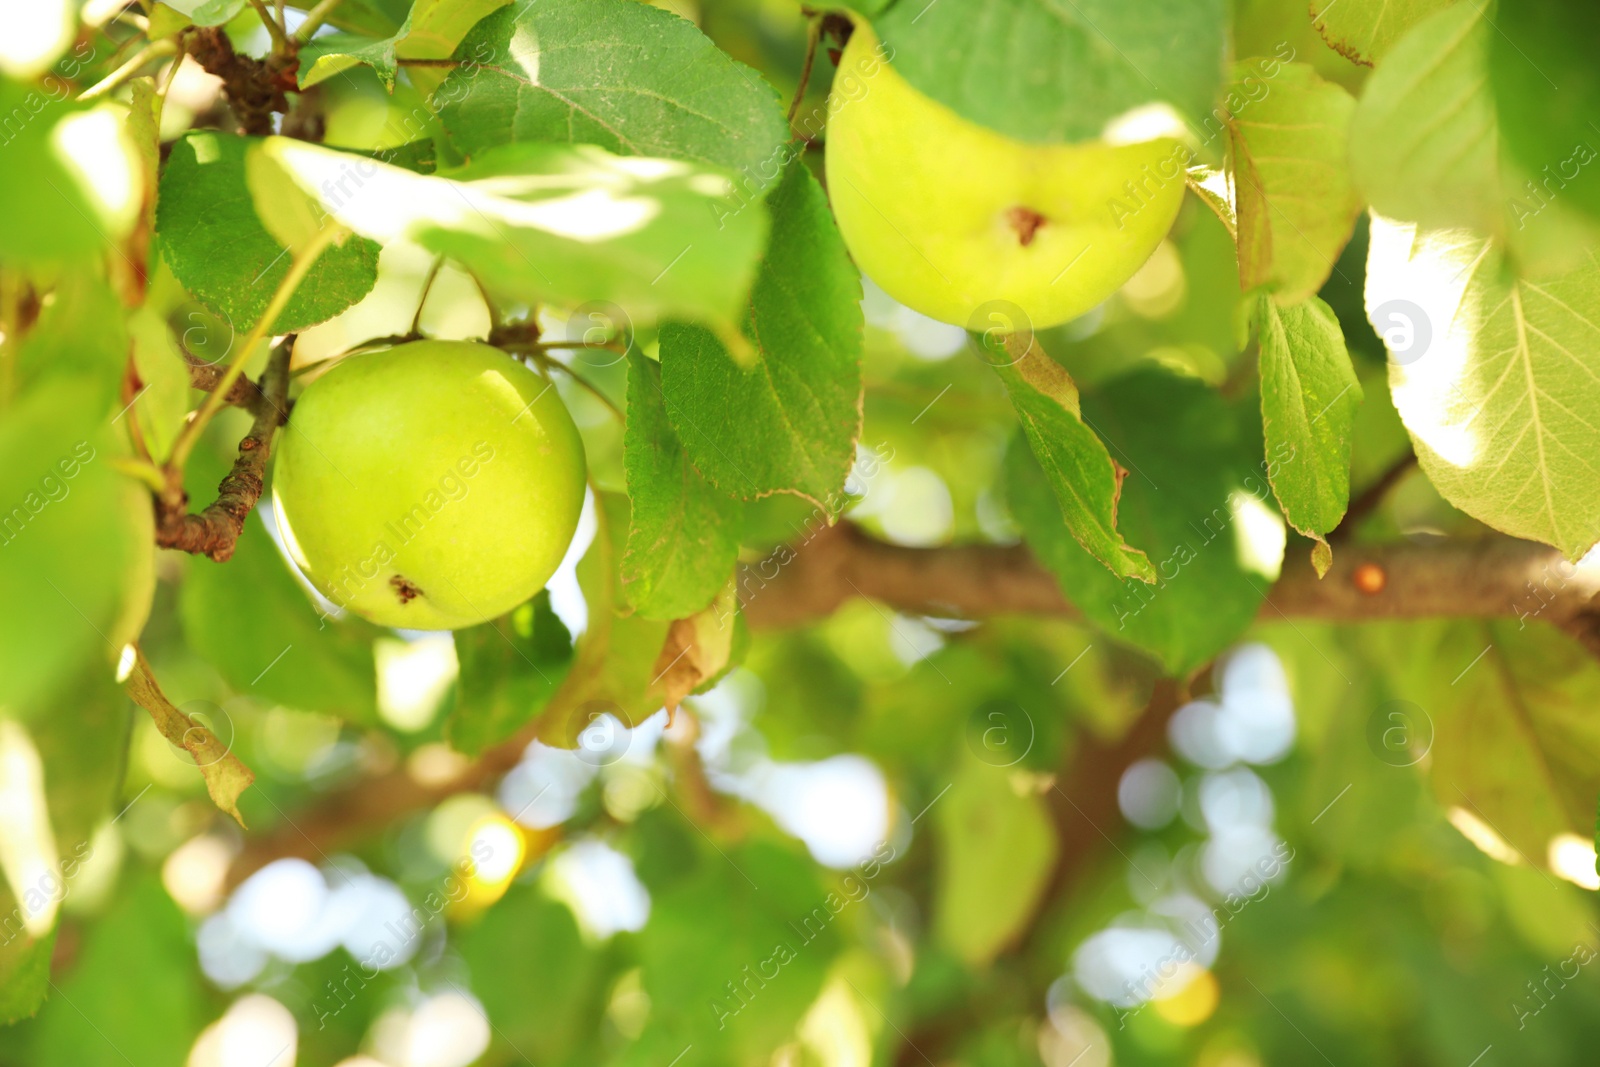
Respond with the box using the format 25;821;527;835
4;0;1600;1064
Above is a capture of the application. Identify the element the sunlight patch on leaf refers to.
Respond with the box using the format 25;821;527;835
257;137;766;331
1367;215;1600;558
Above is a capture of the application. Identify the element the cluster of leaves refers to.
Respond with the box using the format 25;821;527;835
4;0;1600;1065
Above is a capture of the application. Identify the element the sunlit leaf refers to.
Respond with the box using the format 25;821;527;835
1008;367;1277;674
157;131;381;333
1310;0;1455;66
259;136;767;332
1366;216;1600;558
1228;61;1362;304
994;350;1154;582
1256;295;1362;569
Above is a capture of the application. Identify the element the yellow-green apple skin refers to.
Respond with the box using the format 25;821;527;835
272;340;586;630
824;23;1187;330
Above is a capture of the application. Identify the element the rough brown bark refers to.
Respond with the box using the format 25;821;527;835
154;344;291;562
224;522;1600;888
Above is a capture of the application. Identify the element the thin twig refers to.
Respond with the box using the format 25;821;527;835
186;354;268;412
78;38;179;101
155;342;292;562
526;340;625;353
1333;452;1418;542
468;272;501;332
247;0;291;51
788;16;823;127
294;0;346;43
410;255;446;337
539;356;624;422
120;356;154;463
167;222;344;474
152;40;188;136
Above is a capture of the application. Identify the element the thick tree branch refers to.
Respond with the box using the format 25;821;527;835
155;343;291;562
183;25;297;136
225;524;1600;884
737;523;1600;647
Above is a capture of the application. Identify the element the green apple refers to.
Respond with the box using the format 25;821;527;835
272;340;586;630
824;22;1188;330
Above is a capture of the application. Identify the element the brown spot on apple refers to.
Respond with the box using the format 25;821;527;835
390;574;424;604
1006;206;1047;247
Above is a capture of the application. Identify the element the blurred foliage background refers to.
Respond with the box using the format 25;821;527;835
4;0;1600;1066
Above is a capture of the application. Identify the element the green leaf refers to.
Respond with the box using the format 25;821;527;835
15;272;127;411
993;351;1154;582
622;352;742;620
638;838;840;1061
127;306;192;465
1347;4;1499;236
259;137;768;330
1390;621;1600;861
873;0;1227;143
1490;2;1600;224
0;85;140;265
1350;4;1600;274
0;382;153;715
934;754;1056;965
0;928;53;1025
180;517;381;722
297;31;401;90
457;883;607;1062
166;0;246;25
1227;61;1362;305
537;493;671;740
435;0;789;196
124;647;255;825
156;131;381;334
28;877;203;1067
297;0;503;91
32;670;133;862
1309;0;1456;66
659;161;862;509
1006;368;1277;675
447;592;574;756
1365;218;1600;559
1256;295;1362;568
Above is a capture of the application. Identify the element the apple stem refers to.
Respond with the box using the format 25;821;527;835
410;255;447;337
1005;206;1047;247
788;16;824;127
529;351;625;423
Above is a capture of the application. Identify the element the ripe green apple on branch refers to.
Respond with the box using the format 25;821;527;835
824;20;1189;334
272;340;587;631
